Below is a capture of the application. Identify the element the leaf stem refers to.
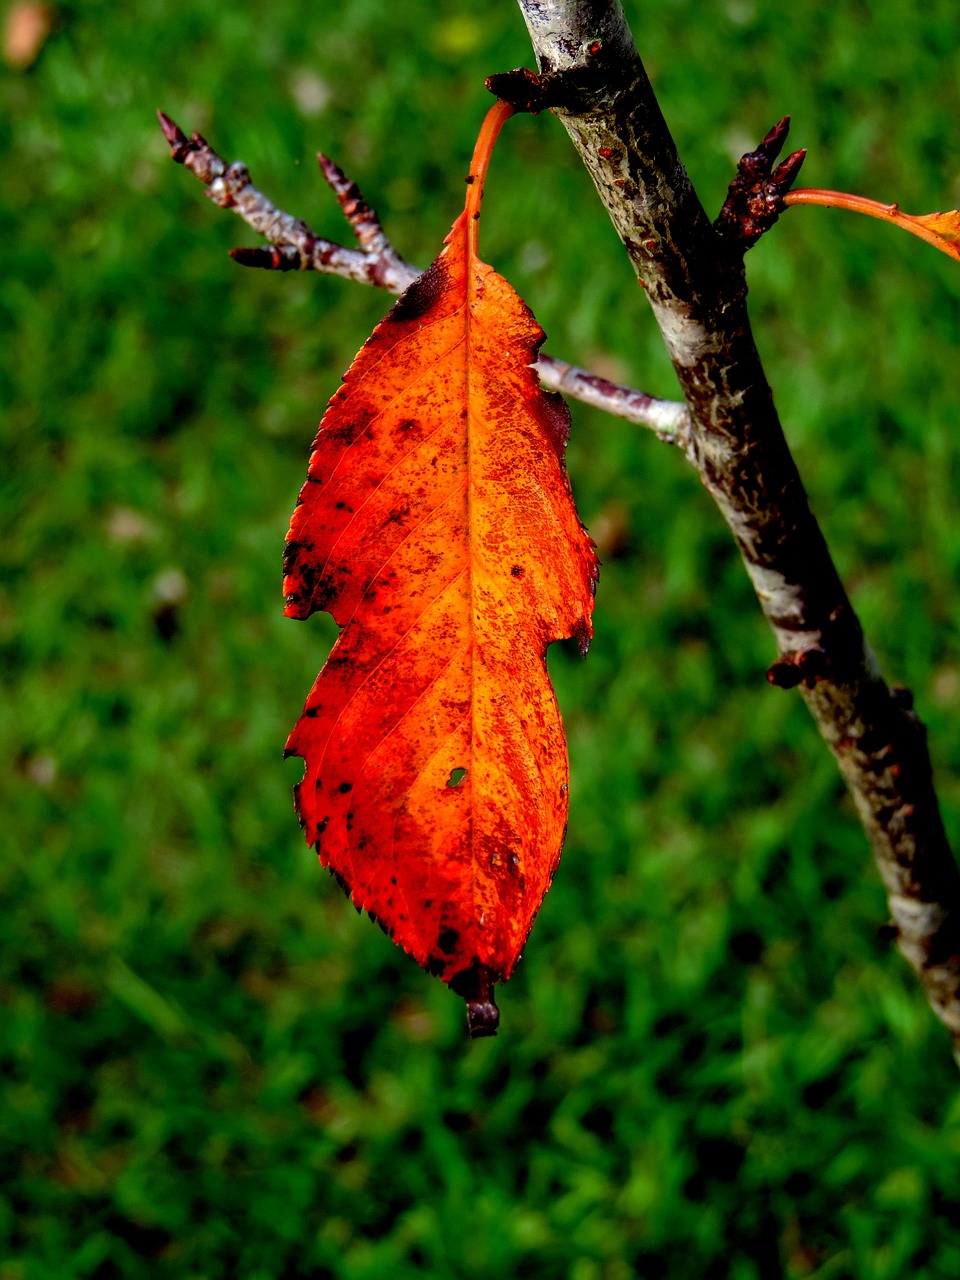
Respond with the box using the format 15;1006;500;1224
784;187;960;263
465;100;516;258
784;187;900;219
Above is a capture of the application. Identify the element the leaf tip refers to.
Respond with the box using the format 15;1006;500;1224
466;998;500;1038
451;961;500;1037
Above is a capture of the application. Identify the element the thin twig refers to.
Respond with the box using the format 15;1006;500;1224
157;109;688;441
538;355;688;441
157;111;419;292
511;0;960;1063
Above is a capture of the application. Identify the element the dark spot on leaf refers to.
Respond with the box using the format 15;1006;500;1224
338;782;353;794
511;565;523;577
390;260;449;323
438;928;459;955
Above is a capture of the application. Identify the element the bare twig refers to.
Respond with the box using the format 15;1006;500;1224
538;355;687;441
157;109;688;441
157;111;419;292
511;0;960;1063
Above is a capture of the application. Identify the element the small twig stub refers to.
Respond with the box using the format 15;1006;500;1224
715;116;807;252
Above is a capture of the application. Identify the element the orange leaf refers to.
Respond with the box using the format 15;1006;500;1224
911;209;960;258
785;188;960;264
283;103;598;1035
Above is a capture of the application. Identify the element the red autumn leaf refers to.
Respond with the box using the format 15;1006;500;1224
785;188;960;264
283;103;598;1035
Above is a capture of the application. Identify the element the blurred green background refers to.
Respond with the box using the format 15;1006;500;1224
3;0;960;1276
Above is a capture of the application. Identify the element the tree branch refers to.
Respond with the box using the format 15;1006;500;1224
157;109;687;442
509;0;960;1061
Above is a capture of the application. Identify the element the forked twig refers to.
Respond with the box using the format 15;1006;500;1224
157;110;689;442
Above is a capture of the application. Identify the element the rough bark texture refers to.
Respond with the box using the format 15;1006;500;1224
512;0;960;1060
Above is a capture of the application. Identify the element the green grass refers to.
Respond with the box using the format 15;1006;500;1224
3;0;960;1276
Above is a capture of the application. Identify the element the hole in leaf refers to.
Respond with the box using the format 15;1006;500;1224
446;767;467;788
